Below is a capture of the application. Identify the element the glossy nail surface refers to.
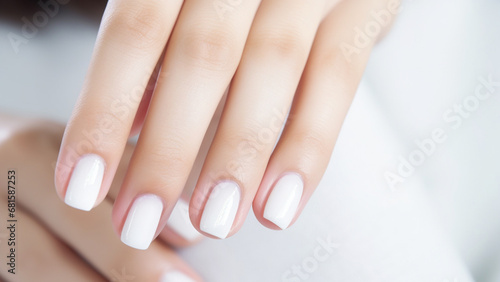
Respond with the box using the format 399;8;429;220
121;194;163;250
64;154;105;211
264;173;303;229
200;181;240;239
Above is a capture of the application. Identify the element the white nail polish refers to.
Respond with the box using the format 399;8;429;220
64;154;105;211
160;271;195;282
264;173;303;230
167;199;201;241
121;194;163;250
200;181;240;239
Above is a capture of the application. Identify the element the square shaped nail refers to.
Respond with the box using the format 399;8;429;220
264;173;303;229
200;181;240;239
121;194;163;250
64;154;105;211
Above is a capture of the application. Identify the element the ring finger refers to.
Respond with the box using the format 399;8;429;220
189;0;329;239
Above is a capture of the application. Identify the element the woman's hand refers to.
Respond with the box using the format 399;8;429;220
0;116;202;281
55;0;398;248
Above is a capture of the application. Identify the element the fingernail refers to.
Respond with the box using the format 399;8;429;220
160;271;195;282
121;194;163;250
64;154;105;211
167;199;201;241
264;173;303;229
200;181;240;239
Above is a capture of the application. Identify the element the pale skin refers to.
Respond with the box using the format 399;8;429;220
55;0;397;244
1;115;476;281
0;116;202;281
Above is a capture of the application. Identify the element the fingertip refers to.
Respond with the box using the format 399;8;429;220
63;154;106;211
120;194;164;250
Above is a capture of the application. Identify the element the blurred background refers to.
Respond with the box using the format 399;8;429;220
1;0;499;281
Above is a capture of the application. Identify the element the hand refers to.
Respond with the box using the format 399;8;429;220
55;0;397;248
0;115;202;281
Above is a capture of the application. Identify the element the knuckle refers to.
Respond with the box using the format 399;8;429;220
180;28;239;71
253;28;309;62
147;136;193;182
227;123;277;159
106;3;167;49
150;142;184;167
317;49;354;77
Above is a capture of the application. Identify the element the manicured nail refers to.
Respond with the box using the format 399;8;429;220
160;271;195;282
200;181;240;239
121;194;163;250
64;154;105;211
264;173;303;229
167;199;201;241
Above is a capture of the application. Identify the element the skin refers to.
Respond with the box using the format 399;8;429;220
54;0;397;243
0;116;202;281
0;113;476;281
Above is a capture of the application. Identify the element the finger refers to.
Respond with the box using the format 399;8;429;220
253;0;396;229
1;126;201;281
58;201;200;281
108;142;203;247
189;0;327;239
55;0;183;211
158;98;225;246
0;207;105;282
112;0;262;249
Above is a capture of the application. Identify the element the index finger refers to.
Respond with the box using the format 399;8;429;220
55;0;183;211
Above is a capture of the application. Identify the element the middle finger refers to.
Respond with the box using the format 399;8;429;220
113;0;262;249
